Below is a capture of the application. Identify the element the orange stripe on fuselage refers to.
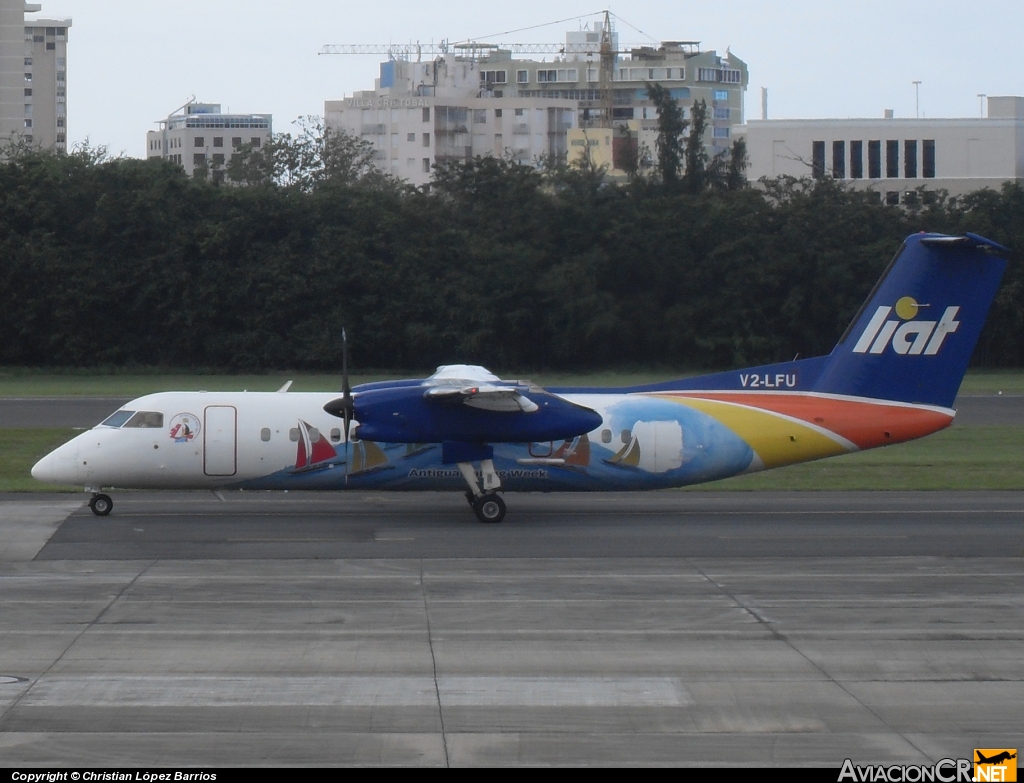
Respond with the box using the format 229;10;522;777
652;392;953;450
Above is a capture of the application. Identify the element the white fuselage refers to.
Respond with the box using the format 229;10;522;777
32;392;357;489
31;391;630;490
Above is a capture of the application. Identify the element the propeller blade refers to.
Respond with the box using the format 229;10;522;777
344;429;350;486
342;328;352;485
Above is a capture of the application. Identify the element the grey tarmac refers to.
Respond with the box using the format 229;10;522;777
0;397;130;429
0;490;1021;767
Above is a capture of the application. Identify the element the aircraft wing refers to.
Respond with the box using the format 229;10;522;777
422;364;541;412
424;384;540;412
327;361;601;444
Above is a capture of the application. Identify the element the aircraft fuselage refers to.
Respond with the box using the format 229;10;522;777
31;388;954;494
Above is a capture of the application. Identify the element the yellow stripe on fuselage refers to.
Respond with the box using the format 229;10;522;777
664;396;852;469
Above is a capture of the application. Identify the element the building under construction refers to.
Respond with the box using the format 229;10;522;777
323;16;748;185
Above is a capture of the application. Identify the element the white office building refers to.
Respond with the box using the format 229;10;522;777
146;101;273;180
0;1;70;152
325;21;747;185
735;96;1024;203
326;66;577;187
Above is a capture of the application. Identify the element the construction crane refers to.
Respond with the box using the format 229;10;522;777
318;41;651;57
319;12;695;128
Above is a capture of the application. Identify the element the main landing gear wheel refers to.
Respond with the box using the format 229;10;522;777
88;493;113;516
473;493;506;524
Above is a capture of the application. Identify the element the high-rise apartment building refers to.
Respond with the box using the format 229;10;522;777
0;1;27;144
24;9;70;150
0;1;70;151
146;100;273;180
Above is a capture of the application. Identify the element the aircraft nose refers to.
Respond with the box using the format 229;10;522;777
31;452;57;482
31;442;80;485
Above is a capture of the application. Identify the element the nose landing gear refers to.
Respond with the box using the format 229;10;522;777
88;492;113;516
472;493;506;524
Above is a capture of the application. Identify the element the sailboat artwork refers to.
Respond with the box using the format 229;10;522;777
292;420;340;473
349;437;390;475
552;433;591;467
606;430;641;468
291;418;392;477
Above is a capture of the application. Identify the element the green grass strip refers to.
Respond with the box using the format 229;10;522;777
957;370;1024;395
0;428;80;492
700;425;1024;490
0;369;690;396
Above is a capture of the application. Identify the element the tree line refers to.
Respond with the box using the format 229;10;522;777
0;122;1021;373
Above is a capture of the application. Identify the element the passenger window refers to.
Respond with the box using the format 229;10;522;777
261;428;271;442
100;410;135;428
330;428;342;443
529;442;553;458
289;428;299;442
621;429;632;444
601;429;612;443
122;411;164;428
308;427;320;442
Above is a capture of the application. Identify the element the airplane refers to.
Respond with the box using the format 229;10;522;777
976;751;1017;765
31;231;1009;524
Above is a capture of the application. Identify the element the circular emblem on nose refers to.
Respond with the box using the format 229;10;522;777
169;413;200;443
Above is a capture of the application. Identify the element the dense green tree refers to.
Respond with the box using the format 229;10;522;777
0;133;1019;372
708;137;749;192
227;117;393;191
645;82;687;188
684;99;710;194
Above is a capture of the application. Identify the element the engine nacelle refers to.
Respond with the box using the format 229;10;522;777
325;385;602;444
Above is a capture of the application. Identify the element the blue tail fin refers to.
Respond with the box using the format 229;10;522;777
813;232;1008;408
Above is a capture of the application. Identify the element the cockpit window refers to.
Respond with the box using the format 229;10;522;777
100;410;164;428
100;410;135;428
122;411;164;428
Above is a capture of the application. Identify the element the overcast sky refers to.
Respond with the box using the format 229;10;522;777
37;0;1024;159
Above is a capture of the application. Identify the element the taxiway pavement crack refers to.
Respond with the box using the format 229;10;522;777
420;559;450;768
691;560;934;764
0;558;159;726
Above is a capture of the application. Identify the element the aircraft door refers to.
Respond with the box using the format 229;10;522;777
204;406;237;476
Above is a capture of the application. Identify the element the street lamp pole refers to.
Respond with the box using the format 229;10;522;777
912;81;921;118
978;93;987;118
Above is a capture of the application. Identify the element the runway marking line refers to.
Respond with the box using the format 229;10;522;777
716;532;909;536
223;538;373;543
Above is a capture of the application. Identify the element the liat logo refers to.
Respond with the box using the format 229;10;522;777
853;296;960;355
